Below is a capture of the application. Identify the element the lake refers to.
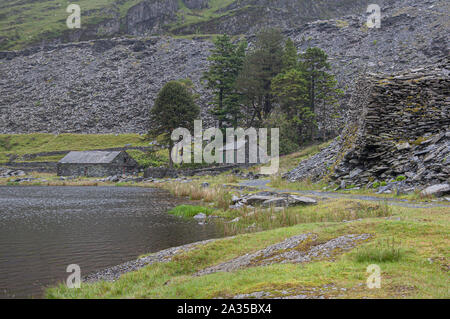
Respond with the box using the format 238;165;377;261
0;186;220;298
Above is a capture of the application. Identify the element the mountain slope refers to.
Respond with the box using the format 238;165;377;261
0;0;389;50
0;0;448;135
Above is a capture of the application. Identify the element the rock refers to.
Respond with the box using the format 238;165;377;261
287;195;317;205
396;142;411;151
193;213;207;220
230;217;240;223
201;182;209;188
349;168;363;179
245;195;274;206
231;195;241;204
15;170;26;176
261;198;288;208
420;184;450;197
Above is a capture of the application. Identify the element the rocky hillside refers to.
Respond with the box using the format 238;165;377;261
285;58;449;190
0;0;379;51
0;0;448;134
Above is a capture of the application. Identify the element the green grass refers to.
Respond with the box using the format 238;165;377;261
0;0;144;50
168;205;214;218
125;149;169;168
354;238;403;263
170;0;236;31
45;203;450;299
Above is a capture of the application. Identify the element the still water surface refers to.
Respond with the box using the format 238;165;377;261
0;186;220;298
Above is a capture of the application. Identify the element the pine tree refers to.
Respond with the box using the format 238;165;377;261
299;47;340;114
272;68;315;143
149;81;200;167
202;35;246;129
282;38;298;71
299;47;342;138
236;28;284;126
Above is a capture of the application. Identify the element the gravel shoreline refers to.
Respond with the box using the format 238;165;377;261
83;238;219;283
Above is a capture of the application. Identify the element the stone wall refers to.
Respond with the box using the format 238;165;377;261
1;162;57;173
285;59;450;189
144;164;245;178
57;163;138;177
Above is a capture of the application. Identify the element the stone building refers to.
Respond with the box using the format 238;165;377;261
57;151;138;177
218;139;269;165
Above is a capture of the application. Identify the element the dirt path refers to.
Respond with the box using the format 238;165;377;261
238;180;449;209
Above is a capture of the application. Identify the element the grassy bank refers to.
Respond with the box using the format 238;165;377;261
0;133;151;162
46;202;449;298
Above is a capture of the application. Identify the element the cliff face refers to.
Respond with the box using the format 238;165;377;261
172;0;376;35
285;59;450;189
126;0;179;36
0;0;448;135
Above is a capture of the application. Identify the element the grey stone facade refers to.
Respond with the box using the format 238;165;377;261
57;151;138;177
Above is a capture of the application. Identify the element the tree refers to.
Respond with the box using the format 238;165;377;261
236;28;284;126
149;81;200;167
282;38;297;71
299;47;342;139
272;68;315;143
202;35;246;129
299;47;340;114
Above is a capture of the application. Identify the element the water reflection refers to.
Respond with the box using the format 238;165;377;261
0;186;220;298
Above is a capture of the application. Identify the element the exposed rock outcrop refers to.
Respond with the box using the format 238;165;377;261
126;0;179;36
285;59;450;190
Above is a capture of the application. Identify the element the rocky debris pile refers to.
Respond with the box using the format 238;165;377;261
286;60;450;194
84;238;218;283
229;191;317;209
0;37;214;134
195;233;371;276
1;0;448;138
0;168;26;178
283;139;340;183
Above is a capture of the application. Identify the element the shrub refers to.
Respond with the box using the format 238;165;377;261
396;175;406;182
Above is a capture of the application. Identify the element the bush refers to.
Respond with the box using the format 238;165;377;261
396;175;406;182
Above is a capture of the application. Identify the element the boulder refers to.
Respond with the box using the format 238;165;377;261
287;195;317;205
244;195;274;206
420;184;450;197
261;198;288;208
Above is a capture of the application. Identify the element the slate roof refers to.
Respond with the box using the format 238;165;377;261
59;151;122;164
